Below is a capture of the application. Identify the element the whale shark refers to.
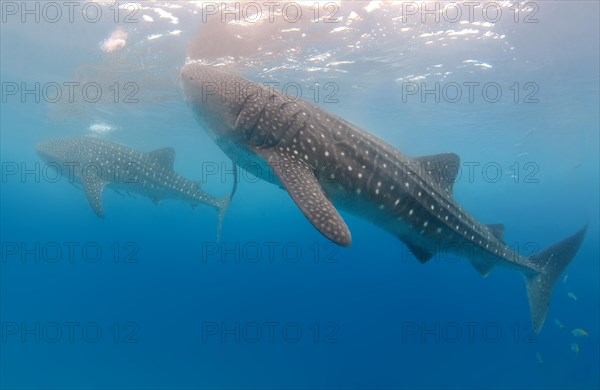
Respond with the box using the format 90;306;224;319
180;63;587;332
36;137;235;239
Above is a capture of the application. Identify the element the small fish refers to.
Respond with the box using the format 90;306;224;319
571;343;580;355
567;292;577;301
536;352;544;365
554;319;565;329
571;328;589;337
563;275;569;284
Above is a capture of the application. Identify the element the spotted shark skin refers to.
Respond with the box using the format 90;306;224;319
180;63;587;332
36;137;234;239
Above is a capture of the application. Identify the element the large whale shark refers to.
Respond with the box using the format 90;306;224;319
180;63;587;331
36;137;235;239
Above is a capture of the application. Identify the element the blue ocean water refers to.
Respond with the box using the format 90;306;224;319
1;2;599;389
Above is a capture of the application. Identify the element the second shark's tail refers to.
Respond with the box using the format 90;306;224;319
524;224;588;332
215;163;239;241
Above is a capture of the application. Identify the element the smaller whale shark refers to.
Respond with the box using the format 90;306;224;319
36;137;235;239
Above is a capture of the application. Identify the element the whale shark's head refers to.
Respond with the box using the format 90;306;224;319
180;63;268;143
35;138;71;164
36;137;98;172
35;138;89;180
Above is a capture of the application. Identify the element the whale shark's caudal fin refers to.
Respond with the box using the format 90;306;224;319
524;224;588;332
215;162;239;241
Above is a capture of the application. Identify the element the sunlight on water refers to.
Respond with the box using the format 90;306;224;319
1;1;598;389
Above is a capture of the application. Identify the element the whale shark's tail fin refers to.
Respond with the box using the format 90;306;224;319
524;224;588;332
215;162;239;241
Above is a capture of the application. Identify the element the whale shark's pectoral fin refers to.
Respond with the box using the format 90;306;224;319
146;147;176;169
80;175;107;218
258;149;352;247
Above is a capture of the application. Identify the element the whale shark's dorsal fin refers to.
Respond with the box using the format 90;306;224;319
485;223;505;242
146;147;176;170
257;148;352;247
414;153;460;196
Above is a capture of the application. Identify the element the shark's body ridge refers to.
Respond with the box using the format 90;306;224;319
36;137;234;238
180;63;587;331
